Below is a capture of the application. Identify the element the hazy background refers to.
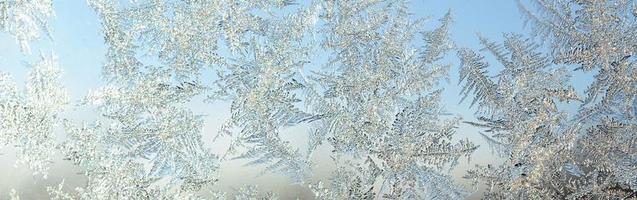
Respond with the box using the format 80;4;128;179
0;0;591;199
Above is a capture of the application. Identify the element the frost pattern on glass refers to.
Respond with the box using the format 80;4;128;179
518;0;637;198
306;1;476;199
457;0;637;198
82;0;475;198
212;5;322;184
39;0;225;197
6;0;636;199
0;0;54;53
0;55;68;178
458;34;580;199
67;56;220;198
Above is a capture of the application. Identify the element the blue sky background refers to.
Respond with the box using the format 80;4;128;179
0;0;593;199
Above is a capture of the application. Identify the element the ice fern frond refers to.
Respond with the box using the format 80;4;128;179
421;11;453;64
477;34;514;70
234;139;311;184
210;3;321;183
517;0;581;42
457;48;496;108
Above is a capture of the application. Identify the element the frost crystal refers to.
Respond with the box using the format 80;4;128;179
65;63;220;198
458;0;637;198
306;1;475;199
521;0;637;198
10;0;636;199
459;34;580;199
84;0;475;198
0;0;54;53
0;55;68;178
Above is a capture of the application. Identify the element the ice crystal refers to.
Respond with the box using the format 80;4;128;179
66;69;220;198
519;0;637;198
90;0;476;198
75;0;475;198
0;0;54;53
0;55;68;178
305;1;476;199
458;34;582;199
520;0;637;119
213;5;321;183
457;0;637;198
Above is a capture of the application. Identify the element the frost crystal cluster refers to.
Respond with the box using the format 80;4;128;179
0;0;54;53
458;0;637;199
458;34;580;199
307;2;475;199
0;55;68;178
1;0;636;199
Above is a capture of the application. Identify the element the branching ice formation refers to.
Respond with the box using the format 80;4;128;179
0;0;54;53
458;0;637;199
0;55;68;178
3;0;635;199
